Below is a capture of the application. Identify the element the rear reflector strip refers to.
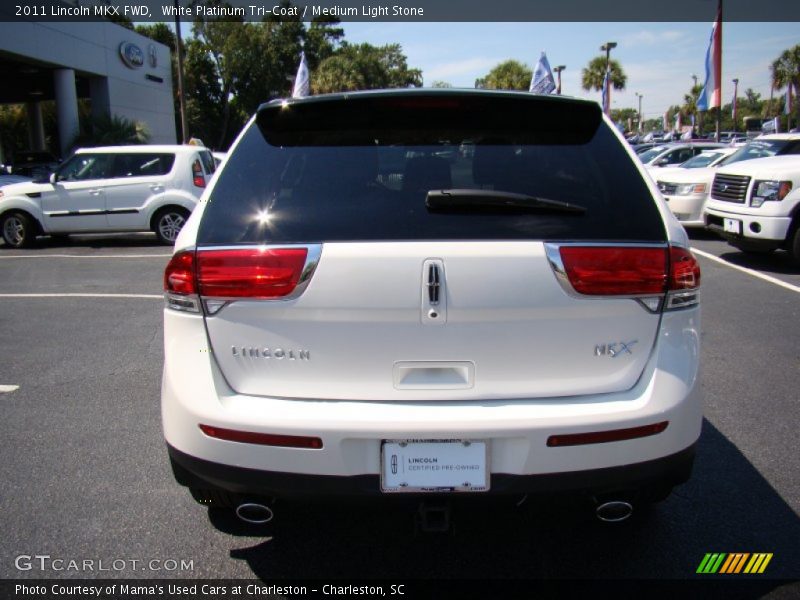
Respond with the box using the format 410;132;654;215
199;424;323;449
546;421;669;447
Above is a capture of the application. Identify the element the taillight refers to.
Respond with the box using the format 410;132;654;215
164;250;196;294
192;159;205;188
196;247;308;298
665;246;701;310
164;247;312;313
668;246;701;290
559;246;668;295
549;244;700;311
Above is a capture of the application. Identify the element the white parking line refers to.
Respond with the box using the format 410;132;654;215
0;254;171;259
0;293;162;299
0;385;20;393
691;248;800;294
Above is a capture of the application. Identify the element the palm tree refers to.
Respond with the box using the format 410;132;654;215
581;55;627;92
682;83;704;132
771;44;800;124
771;44;800;91
771;44;800;127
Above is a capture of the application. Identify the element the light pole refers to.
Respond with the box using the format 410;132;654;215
635;92;643;133
691;73;698;89
553;65;566;95
174;0;188;143
600;42;617;115
732;78;739;132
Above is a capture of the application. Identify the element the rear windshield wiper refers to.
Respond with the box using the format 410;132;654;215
425;189;586;214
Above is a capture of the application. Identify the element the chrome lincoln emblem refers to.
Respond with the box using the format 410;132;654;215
720;183;729;192
148;44;157;68
391;454;398;475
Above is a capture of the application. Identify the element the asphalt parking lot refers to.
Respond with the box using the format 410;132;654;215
0;232;798;595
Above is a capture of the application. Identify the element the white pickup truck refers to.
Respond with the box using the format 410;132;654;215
704;155;800;263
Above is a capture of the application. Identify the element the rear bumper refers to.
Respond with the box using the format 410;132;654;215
162;305;702;493
168;443;695;498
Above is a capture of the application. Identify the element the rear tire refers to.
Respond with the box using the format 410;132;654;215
153;207;190;245
790;225;800;265
1;211;37;248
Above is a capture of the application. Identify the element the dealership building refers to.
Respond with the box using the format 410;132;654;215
0;19;176;161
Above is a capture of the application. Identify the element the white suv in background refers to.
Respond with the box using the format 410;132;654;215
705;154;800;262
162;90;702;526
0;145;215;247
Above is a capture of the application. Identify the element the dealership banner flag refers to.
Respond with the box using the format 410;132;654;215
697;3;722;111
663;112;668;131
530;51;556;95
292;52;310;98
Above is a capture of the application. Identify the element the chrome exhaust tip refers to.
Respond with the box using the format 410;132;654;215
595;500;633;523
235;502;274;525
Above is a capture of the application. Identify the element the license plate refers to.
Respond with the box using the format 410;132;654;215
380;439;489;493
723;218;742;234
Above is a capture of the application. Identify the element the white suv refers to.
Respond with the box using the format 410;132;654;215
0;145;215;247
162;90;702;524
705;154;800;261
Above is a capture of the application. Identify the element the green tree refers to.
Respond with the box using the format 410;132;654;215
188;3;344;146
134;22;176;52
430;81;453;88
771;44;800;127
681;83;703;132
313;42;422;94
581;56;627;93
743;88;762;112
771;44;800;93
610;107;639;131
474;60;531;90
183;38;227;148
304;17;344;71
70;114;150;148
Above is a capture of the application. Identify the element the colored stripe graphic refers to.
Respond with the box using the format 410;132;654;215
720;553;749;573
697;553;727;573
744;553;773;574
698;553;773;574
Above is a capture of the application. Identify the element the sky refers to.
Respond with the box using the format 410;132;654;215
339;22;798;122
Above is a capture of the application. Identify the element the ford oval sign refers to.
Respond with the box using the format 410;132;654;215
119;42;144;69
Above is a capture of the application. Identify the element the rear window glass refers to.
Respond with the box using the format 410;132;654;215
198;96;665;244
198;150;216;175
